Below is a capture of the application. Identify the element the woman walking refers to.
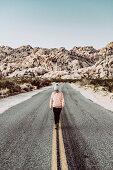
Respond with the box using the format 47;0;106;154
50;83;65;129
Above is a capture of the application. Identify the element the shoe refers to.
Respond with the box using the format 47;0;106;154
55;123;59;129
55;124;57;129
56;123;59;129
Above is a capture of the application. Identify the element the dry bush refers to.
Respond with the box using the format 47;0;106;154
0;88;10;96
0;76;52;97
20;83;33;92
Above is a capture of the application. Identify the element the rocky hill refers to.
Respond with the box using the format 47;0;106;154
0;42;113;79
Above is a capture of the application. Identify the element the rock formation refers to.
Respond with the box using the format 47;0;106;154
0;42;113;79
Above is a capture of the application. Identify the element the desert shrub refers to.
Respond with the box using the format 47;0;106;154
0;88;10;96
0;80;15;90
0;76;52;97
89;79;113;92
31;78;51;88
20;83;33;92
31;79;40;88
0;79;22;96
1;76;112;97
12;76;33;84
40;79;52;87
50;78;80;83
12;85;21;93
22;87;29;92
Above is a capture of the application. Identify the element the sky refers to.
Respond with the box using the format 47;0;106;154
0;0;113;49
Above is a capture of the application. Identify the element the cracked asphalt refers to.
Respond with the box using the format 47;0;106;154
0;84;113;170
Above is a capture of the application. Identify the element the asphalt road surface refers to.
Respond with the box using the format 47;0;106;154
0;84;113;170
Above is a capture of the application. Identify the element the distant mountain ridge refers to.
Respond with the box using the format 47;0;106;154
0;42;113;79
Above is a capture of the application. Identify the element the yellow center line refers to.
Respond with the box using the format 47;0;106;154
52;123;57;170
59;119;68;170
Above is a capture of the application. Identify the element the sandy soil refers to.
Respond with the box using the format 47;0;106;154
0;85;52;114
70;83;113;112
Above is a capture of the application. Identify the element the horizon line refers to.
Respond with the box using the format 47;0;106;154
0;41;112;51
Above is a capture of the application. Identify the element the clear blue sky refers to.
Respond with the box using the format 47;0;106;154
0;0;113;49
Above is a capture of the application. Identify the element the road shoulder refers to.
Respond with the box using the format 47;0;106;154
0;85;52;114
70;83;113;112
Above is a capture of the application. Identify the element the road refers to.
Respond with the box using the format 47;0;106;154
0;84;113;170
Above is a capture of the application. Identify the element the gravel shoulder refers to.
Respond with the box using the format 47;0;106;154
70;83;113;112
0;85;52;114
